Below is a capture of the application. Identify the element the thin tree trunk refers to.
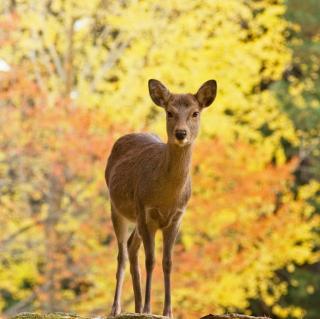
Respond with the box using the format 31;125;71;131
43;176;62;312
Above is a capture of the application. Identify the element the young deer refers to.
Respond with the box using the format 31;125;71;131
105;79;217;318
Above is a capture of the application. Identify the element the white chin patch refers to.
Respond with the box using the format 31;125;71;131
175;138;188;147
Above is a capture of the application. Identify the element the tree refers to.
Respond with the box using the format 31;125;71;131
271;1;320;318
0;0;318;318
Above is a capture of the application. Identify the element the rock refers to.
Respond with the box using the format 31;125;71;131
12;313;168;319
12;313;271;319
200;315;271;319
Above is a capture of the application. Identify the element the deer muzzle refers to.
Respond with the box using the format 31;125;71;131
175;129;187;141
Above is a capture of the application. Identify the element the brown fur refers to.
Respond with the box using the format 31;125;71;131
105;79;217;318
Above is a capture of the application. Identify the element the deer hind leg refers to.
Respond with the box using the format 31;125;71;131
127;227;142;313
110;207;129;316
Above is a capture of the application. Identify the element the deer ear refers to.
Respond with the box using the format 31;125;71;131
148;79;171;107
195;80;217;108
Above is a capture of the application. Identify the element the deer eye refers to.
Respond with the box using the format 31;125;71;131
192;111;199;118
167;111;173;118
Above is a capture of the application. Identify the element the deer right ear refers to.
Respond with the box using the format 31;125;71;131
148;79;171;107
195;79;217;108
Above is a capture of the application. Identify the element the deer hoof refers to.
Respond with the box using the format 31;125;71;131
143;306;151;314
110;304;121;317
163;309;173;318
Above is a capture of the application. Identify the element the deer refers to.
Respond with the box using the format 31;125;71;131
105;79;217;318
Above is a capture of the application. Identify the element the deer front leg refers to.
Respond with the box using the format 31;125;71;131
138;216;157;314
162;220;181;318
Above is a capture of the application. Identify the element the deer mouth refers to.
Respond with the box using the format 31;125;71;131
174;137;189;147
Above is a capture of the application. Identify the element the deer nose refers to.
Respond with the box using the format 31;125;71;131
175;129;187;140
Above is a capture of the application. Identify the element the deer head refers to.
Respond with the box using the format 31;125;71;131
148;79;217;146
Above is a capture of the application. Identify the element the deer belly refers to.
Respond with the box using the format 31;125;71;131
145;207;183;229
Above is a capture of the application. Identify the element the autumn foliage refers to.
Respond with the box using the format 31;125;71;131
0;1;319;319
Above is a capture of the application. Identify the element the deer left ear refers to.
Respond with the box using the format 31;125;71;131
195;80;217;108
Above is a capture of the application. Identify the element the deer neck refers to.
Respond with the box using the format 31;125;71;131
163;143;192;186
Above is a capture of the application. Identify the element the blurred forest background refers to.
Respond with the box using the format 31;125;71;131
0;0;319;318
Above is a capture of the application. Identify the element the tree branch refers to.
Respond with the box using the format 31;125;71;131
3;292;36;318
90;36;130;91
0;218;46;249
